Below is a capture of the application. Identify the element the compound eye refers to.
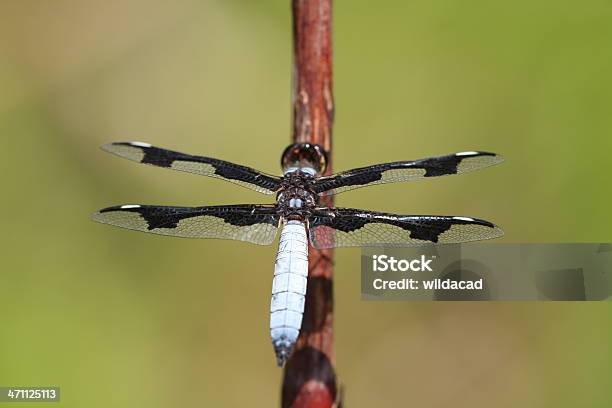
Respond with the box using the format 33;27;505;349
281;143;328;175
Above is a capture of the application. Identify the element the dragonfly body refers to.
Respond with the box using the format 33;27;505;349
271;219;308;365
276;168;318;221
93;142;504;366
271;166;319;365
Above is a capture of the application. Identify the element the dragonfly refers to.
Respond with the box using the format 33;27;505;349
92;141;503;366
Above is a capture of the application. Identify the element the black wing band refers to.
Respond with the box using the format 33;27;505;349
308;208;503;248
312;151;503;195
92;204;280;245
102;142;282;194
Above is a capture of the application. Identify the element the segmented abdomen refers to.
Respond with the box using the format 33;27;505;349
270;220;308;366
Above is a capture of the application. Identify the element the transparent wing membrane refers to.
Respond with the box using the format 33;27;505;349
308;208;503;248
313;151;503;195
102;142;282;194
92;204;280;245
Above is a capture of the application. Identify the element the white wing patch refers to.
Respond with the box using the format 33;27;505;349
452;216;475;222
129;141;152;148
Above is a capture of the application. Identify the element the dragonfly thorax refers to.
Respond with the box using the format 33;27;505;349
277;170;317;221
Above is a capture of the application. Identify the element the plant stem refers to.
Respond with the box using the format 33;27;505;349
282;0;339;407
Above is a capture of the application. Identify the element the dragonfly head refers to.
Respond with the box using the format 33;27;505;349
281;143;328;175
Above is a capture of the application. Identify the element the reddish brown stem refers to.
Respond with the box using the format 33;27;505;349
282;1;338;407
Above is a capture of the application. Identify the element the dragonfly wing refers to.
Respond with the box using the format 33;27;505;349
313;151;503;195
102;142;282;194
308;207;503;249
92;204;280;245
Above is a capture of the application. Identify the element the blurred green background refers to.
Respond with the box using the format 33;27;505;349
1;1;612;407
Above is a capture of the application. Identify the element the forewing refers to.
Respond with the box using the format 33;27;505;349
102;142;282;194
92;204;280;245
313;151;503;195
308;208;503;248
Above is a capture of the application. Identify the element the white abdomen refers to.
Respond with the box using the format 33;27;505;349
270;220;308;366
